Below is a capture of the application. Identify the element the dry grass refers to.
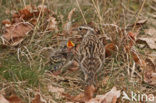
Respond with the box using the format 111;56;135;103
0;0;155;102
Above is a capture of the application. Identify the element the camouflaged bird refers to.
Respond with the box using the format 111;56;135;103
77;26;105;86
50;44;74;72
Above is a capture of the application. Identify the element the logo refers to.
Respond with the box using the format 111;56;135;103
122;91;155;102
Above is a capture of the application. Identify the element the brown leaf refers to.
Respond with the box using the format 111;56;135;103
144;58;156;85
47;16;58;31
87;87;121;103
138;37;156;49
144;72;156;85
84;85;96;101
65;85;96;102
144;27;156;36
7;94;23;103
31;94;46;103
137;28;156;50
19;8;33;20
136;19;148;25
128;32;136;40
1;19;11;27
105;43;117;57
2;22;33;46
131;51;146;68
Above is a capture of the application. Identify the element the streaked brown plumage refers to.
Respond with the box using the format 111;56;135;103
77;26;105;85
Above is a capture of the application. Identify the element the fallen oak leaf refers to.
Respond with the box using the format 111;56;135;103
1;22;33;46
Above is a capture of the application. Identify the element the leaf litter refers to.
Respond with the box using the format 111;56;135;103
1;4;57;46
0;1;156;103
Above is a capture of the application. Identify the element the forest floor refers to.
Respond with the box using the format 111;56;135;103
0;0;156;103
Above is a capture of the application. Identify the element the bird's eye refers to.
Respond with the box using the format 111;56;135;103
78;27;82;31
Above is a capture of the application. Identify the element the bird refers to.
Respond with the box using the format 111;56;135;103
50;40;76;72
76;26;105;86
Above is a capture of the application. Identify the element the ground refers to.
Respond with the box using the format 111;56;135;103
0;0;156;103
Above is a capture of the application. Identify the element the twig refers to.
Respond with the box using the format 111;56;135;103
76;0;87;25
132;0;146;32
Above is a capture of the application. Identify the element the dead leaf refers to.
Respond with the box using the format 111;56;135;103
31;94;46;103
66;87;120;103
87;87;121;103
131;51;146;67
0;94;9;103
7;94;23;103
47;16;58;31
1;19;11;27
144;58;156;85
84;85;96;101
144;27;156;36
148;52;156;67
137;28;156;50
19;6;33;20
144;72;156;85
138;37;156;49
128;32;136;41
136;19;148;25
105;43;117;57
64;85;96;102
2;22;33;46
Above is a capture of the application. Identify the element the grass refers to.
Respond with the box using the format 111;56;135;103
0;0;155;102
